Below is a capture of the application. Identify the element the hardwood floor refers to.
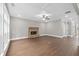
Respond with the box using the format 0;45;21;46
6;36;79;56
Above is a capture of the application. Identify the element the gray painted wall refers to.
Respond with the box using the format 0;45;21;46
10;17;45;39
46;20;64;36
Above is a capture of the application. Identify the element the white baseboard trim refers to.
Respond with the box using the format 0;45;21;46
11;36;28;40
40;34;48;36
63;35;73;37
46;34;64;38
11;34;74;40
11;34;72;40
10;34;63;41
0;39;10;56
40;34;74;38
40;34;64;38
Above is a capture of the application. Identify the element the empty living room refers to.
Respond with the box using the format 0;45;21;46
0;3;79;56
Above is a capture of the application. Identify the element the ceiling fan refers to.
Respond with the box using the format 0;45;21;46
36;11;51;22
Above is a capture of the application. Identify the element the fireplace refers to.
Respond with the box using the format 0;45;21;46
31;31;37;35
28;27;39;38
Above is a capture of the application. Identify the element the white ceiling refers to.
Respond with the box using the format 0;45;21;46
7;3;76;22
77;3;79;8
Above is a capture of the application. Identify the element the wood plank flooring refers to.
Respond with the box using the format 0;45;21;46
6;36;79;56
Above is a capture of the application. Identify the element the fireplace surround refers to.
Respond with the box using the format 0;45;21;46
28;27;39;38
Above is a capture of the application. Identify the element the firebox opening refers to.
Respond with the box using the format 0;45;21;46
31;31;37;35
